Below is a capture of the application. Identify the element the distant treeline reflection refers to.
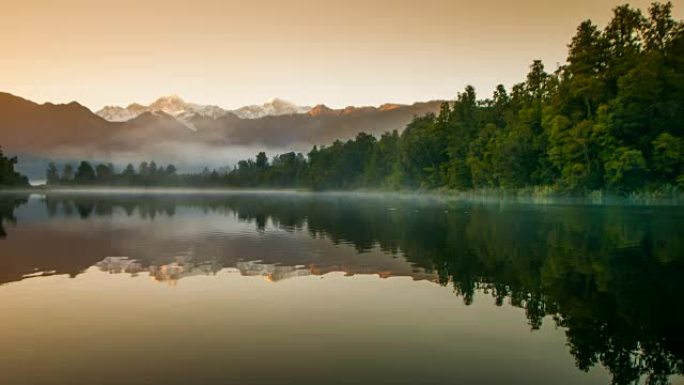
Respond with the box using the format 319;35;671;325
2;193;684;384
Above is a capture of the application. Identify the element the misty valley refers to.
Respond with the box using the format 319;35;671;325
0;191;682;385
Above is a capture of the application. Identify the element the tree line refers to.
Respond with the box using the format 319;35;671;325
0;147;29;187
45;151;310;187
47;2;684;195
46;160;179;186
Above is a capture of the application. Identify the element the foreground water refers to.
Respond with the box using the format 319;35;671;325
0;191;682;385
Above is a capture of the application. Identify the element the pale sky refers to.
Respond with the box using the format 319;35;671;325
1;0;681;110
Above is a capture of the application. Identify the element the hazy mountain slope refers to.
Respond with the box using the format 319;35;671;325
190;101;442;147
0;92;113;152
1;92;442;173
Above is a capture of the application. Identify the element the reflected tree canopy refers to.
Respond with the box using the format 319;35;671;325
1;192;683;384
0;194;27;238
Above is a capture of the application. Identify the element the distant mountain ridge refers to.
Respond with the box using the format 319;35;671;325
95;95;428;126
0;91;442;177
233;98;311;119
96;95;312;128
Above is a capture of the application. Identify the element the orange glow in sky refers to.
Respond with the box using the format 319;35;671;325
1;0;680;109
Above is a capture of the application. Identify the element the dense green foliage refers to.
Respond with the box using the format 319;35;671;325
0;147;29;187
48;3;683;195
289;2;683;194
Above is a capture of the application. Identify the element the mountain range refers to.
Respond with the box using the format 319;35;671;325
96;95;312;129
0;91;442;177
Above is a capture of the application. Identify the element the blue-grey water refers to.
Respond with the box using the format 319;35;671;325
0;191;682;385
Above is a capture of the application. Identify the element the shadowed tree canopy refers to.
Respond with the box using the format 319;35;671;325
0;147;29;187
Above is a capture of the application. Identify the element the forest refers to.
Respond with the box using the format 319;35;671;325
43;2;684;195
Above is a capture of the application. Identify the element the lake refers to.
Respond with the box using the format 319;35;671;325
0;190;682;385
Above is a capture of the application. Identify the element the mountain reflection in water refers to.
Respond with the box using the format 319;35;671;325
0;191;682;385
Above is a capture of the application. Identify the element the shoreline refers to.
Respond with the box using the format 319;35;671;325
1;185;682;206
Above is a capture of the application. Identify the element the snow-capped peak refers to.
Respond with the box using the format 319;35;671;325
96;95;227;130
232;98;311;119
96;96;312;126
97;105;138;122
148;95;189;115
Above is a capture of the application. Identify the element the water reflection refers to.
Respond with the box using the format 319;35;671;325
0;191;683;385
0;193;27;238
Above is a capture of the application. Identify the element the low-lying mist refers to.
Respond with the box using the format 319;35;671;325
16;141;306;183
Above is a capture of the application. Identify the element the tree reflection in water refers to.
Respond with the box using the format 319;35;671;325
1;192;682;385
0;193;27;238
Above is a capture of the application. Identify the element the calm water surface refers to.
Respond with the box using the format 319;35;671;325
0;191;682;385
